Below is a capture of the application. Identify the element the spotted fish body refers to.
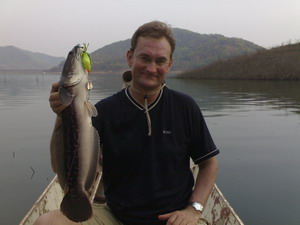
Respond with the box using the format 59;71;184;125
50;45;100;222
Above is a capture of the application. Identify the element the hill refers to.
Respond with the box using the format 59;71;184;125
84;28;263;71
0;46;64;71
171;28;263;70
176;42;300;80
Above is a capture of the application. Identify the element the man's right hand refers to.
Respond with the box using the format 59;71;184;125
49;82;67;114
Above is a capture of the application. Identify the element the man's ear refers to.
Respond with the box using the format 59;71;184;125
166;57;173;72
169;57;173;67
126;50;133;67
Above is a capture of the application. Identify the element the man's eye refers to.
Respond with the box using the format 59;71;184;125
139;56;151;62
137;55;168;66
156;58;167;65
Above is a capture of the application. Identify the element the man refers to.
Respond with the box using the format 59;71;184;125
35;21;219;225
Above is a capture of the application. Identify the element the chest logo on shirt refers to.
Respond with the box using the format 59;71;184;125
163;130;172;134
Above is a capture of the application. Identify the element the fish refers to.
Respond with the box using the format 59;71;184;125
50;44;100;222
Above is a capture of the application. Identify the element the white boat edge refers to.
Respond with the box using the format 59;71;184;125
20;166;244;225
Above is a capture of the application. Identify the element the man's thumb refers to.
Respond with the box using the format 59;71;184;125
158;213;172;221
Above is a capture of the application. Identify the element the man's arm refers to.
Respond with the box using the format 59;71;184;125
189;156;218;206
158;156;218;225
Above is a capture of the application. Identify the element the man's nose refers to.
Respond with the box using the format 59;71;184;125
146;61;157;73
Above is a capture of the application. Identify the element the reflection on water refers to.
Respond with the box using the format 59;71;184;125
89;72;124;103
0;73;300;225
0;74;48;110
167;79;300;116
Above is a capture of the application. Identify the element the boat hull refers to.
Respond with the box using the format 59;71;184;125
20;166;244;225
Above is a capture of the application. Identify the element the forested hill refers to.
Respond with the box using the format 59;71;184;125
176;42;300;80
88;28;262;71
0;46;64;70
171;28;263;70
54;28;262;72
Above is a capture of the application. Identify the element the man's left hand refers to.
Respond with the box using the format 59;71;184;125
158;206;201;225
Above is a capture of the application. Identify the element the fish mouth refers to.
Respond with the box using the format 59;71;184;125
69;45;82;61
62;45;83;75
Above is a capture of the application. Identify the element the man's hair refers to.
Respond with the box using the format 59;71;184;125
130;21;176;57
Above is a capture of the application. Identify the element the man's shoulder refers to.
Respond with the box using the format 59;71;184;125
95;89;126;108
165;87;197;105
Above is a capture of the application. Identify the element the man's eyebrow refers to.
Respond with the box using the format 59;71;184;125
136;53;169;62
137;53;150;57
156;56;168;60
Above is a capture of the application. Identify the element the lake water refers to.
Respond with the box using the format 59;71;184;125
0;73;299;225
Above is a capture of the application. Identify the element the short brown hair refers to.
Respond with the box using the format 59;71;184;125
130;21;176;57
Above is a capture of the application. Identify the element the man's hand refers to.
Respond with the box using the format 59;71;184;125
158;206;201;225
49;82;67;114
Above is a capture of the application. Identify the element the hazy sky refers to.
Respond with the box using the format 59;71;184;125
1;0;299;57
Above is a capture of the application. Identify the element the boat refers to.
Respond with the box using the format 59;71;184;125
19;165;244;225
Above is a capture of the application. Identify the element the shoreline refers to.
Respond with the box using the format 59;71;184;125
1;70;299;81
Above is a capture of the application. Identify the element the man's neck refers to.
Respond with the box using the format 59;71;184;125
129;85;163;106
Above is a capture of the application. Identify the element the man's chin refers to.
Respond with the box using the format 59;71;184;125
136;82;162;92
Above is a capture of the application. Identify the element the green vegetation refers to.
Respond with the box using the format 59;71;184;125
176;43;300;80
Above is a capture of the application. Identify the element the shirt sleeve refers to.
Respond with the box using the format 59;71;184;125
188;100;219;164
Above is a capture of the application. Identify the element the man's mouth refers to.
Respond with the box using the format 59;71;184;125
141;72;158;78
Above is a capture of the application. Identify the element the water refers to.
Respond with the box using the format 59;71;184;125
167;79;300;224
0;73;299;225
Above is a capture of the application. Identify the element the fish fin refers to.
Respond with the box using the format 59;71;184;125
50;116;66;188
59;86;74;106
60;187;92;222
86;101;98;117
84;127;101;191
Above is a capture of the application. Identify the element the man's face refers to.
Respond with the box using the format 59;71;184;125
127;36;173;92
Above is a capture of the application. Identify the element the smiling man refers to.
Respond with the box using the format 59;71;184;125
35;21;219;225
127;36;172;92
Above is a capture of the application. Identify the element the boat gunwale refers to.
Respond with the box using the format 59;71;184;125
20;169;244;225
212;184;244;225
19;176;58;225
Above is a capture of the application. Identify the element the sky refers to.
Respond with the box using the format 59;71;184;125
1;0;299;57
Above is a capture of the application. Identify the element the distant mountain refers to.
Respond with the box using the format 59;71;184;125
0;46;64;71
91;40;130;71
172;28;264;70
176;42;300;80
88;28;264;71
0;29;263;72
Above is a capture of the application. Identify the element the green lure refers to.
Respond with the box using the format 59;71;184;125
81;43;92;72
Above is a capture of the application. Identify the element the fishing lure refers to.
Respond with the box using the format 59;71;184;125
81;43;92;72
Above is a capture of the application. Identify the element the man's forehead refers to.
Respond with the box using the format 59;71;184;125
134;36;172;57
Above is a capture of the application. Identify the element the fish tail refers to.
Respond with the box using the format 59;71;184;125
60;187;92;222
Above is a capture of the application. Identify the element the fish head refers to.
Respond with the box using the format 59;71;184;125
60;45;86;86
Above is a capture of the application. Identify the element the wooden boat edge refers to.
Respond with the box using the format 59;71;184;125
20;170;244;225
19;176;63;225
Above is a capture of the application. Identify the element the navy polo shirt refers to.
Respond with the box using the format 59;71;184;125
92;86;219;225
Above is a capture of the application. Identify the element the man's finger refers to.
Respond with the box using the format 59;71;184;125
50;82;60;93
48;83;67;114
158;213;172;221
